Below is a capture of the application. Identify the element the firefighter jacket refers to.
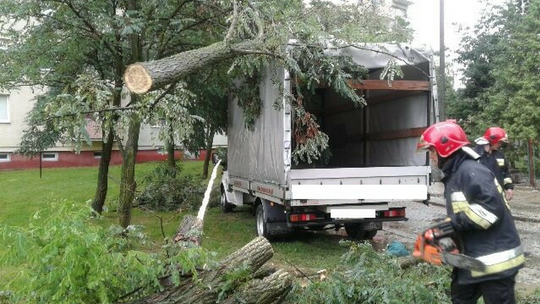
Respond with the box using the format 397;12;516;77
441;147;524;284
474;145;514;190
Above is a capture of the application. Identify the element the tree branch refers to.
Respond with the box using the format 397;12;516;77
59;0;122;64
290;43;432;79
224;0;238;43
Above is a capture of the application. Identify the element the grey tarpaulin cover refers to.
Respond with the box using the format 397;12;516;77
227;43;434;185
227;64;288;185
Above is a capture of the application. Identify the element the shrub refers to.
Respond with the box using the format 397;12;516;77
286;240;452;304
136;163;205;211
0;201;164;303
0;200;215;304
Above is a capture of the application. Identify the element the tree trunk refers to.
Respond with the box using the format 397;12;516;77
119;6;143;228
127;237;281;304
220;269;293;304
91;125;115;214
167;124;176;175
202;128;215;178
118;107;142;228
124;40;260;94
92;87;122;214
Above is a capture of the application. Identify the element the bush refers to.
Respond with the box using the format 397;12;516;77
286;240;452;304
0;200;216;304
0;201;164;303
136;163;205;211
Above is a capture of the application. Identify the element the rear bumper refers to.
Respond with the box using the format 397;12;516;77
287;216;407;228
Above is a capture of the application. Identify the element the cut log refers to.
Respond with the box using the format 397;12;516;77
127;237;284;304
123;40;261;94
220;269;293;304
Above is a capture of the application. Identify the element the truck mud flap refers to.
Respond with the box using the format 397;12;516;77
260;200;292;236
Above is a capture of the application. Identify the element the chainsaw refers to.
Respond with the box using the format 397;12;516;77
413;220;486;271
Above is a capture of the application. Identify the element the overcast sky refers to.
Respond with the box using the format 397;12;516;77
407;0;505;85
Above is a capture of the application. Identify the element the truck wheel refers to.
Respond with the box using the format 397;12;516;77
221;189;234;213
363;230;377;239
345;223;366;239
345;223;378;240
256;204;270;239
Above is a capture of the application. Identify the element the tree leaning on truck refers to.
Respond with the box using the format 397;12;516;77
416;121;524;304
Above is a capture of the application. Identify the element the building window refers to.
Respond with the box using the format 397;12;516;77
41;152;59;161
93;152;102;159
0;153;10;162
0;95;9;123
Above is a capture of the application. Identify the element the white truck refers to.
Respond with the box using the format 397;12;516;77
218;44;438;239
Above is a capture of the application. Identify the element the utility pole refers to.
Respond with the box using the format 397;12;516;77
439;0;446;121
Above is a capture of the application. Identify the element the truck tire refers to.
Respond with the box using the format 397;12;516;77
363;230;377;239
221;188;234;213
345;223;377;240
256;204;270;239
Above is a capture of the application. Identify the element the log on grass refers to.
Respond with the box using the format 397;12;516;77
128;237;290;304
220;269;293;304
124;40;261;94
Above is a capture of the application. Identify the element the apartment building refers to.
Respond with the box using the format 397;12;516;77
0;86;225;170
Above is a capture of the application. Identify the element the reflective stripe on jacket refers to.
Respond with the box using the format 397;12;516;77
474;145;514;190
442;149;524;284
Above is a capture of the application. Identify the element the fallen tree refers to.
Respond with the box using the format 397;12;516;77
128;236;292;304
125;160;293;304
123;41;263;94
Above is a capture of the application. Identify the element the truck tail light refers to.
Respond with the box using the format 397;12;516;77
290;213;317;222
382;208;406;218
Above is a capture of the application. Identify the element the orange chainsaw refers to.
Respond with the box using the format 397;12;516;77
413;220;486;271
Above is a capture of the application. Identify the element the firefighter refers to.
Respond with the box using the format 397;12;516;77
417;121;524;304
474;127;514;201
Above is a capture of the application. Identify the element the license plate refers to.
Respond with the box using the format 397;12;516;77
330;208;376;219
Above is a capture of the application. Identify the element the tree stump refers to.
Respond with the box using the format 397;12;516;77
173;214;203;247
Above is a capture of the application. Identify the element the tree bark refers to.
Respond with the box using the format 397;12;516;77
124;40;260;94
220;269;293;304
202;128;215;178
166;124;176;176
127;237;284;304
118;106;142;228
173;214;203;247
91;125;115;214
92;87;122;214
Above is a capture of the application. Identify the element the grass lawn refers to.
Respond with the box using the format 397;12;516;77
0;161;347;289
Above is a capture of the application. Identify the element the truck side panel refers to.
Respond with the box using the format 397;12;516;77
227;65;287;187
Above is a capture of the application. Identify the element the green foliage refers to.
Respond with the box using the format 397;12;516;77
454;0;540;142
221;0;412;163
217;263;253;302
136;163;205;211
16;91;63;157
182;66;229;157
286;241;452;304
0;199;217;304
0;201;165;303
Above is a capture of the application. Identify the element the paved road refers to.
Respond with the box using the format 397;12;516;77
379;184;540;291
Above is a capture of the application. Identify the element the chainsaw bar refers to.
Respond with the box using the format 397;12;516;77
441;252;486;271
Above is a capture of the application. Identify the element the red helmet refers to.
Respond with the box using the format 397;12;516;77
417;121;470;158
483;127;509;145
